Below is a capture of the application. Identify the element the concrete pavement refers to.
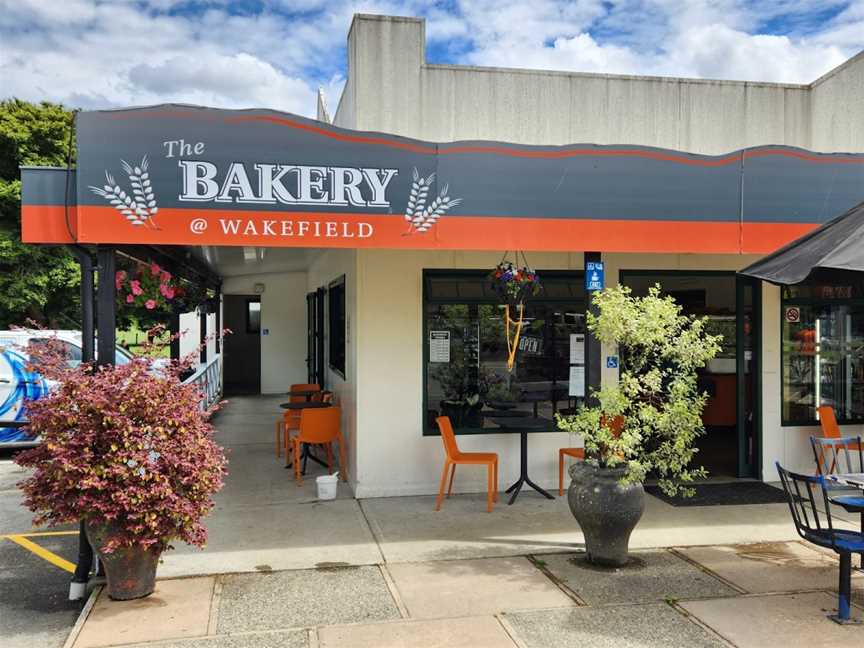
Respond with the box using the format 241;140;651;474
68;542;864;648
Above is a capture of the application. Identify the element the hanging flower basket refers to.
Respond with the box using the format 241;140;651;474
115;261;211;330
489;255;542;371
489;260;542;307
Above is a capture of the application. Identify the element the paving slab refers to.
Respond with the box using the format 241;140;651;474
73;577;215;648
677;541;864;594
122;630;309;648
536;550;738;605
680;591;864;647
216;566;400;633
504;602;727;648
385;556;574;619
159;498;381;578
318;615;517;648
361;491;799;564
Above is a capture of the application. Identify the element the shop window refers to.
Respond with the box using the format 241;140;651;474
246;298;261;334
782;271;864;425
423;270;586;435
329;276;346;378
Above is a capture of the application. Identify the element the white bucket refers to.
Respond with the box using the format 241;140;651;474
316;474;339;500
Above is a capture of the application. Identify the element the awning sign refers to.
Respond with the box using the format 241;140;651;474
20;104;864;253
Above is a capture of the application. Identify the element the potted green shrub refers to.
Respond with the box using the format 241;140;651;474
557;285;721;566
15;336;227;600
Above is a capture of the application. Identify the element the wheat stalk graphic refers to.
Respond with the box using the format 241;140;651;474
90;156;159;228
403;167;461;235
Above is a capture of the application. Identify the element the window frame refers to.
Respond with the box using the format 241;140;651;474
780;294;864;427
422;269;586;436
328;275;346;379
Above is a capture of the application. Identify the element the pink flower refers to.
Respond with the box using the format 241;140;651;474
115;271;127;290
145;299;157;310
159;284;175;299
130;280;143;296
126;294;134;304
150;262;161;277
160;270;172;282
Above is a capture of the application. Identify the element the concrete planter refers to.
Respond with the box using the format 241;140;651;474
85;521;162;600
567;462;644;567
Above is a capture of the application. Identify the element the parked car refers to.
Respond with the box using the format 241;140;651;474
0;330;133;446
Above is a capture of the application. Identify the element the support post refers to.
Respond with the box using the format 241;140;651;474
68;247;96;601
214;287;222;354
96;247;116;367
199;304;207;365
585;252;603;405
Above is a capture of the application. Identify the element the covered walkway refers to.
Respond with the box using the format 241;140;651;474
158;396;836;579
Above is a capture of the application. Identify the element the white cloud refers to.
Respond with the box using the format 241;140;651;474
0;0;861;118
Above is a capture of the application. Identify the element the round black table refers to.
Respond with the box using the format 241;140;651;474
285;389;320;400
280;401;331;410
488;416;557;504
483;410;529;418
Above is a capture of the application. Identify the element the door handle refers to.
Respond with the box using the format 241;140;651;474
0;378;10;383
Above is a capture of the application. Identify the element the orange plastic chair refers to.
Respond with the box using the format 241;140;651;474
558;415;624;495
435;416;498;513
275;383;320;459
818;406;862;453
558;447;586;496
292;406;346;486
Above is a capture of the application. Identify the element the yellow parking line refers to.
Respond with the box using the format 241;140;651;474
5;535;76;573
0;530;79;539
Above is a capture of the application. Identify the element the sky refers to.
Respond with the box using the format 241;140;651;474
1;1;861;118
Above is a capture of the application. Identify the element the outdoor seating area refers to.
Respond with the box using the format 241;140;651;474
274;383;347;488
775;405;864;624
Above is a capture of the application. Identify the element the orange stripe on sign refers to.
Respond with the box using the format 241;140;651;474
21;205;76;244
23;204;817;255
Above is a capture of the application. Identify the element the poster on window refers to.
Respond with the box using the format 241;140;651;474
429;330;451;363
569;365;586;397
569;334;585;364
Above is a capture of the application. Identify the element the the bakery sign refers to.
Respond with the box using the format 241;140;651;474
20;104;864;253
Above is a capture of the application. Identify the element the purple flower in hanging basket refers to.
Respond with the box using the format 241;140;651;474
489;260;542;306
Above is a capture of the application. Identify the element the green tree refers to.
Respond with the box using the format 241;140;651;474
0;99;80;328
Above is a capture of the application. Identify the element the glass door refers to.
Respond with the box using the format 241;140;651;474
306;288;326;387
736;276;761;478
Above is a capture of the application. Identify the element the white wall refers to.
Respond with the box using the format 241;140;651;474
306;249;359;491
338;14;862;154
811;51;864;153
222;272;308;393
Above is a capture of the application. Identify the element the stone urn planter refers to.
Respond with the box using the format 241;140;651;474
86;521;162;600
567;462;645;567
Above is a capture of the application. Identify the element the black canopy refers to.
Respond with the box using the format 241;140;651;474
739;201;864;285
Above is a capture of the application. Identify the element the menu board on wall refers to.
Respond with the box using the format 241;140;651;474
429;330;451;363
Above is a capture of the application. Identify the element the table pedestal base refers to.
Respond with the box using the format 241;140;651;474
505;430;555;504
505;476;554;505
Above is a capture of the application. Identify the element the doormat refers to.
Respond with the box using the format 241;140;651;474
645;481;790;506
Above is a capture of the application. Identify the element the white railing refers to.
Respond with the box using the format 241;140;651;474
183;353;222;410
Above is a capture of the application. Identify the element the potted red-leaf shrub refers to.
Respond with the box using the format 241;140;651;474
14;336;227;600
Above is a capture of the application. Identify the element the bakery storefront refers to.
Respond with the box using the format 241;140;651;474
20;105;864;497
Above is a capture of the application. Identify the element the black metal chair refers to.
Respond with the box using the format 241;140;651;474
811;435;864;531
776;461;864;624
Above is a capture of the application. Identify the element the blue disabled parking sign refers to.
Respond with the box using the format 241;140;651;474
585;261;604;291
